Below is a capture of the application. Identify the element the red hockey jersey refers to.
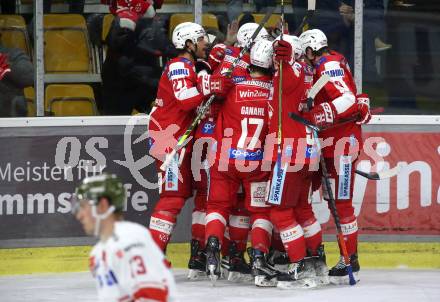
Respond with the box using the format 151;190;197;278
215;73;273;164
148;57;204;159
214;46;250;83
313;51;361;158
268;62;316;164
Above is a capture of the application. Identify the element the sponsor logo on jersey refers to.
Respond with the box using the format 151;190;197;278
233;76;246;83
305;145;317;158
321;68;344;78
338;155;352;200
167;68;189;78
228;148;264;161
201;121;215;134
225;47;233;55
240;106;265;116
238;89;270;101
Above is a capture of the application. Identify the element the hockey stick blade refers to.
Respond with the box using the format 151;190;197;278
355;164;402;180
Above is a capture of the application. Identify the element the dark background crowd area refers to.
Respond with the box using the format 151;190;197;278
0;0;439;116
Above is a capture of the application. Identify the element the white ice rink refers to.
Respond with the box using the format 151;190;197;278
1;269;439;302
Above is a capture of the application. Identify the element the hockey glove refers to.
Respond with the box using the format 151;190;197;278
197;72;233;97
0;53;11;80
129;0;156;18
117;10;140;31
274;39;294;65
195;59;212;74
303;102;337;129
356;93;371;125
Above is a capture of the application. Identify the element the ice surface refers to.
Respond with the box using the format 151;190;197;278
1;269;439;302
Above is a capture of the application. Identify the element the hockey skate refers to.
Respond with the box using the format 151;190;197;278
276;258;317;290
328;253;360;285
267;248;290;273
220;255;230;279
206;236;221;285
227;243;252;282
313;245;330;286
249;248;279;287
187;239;207;280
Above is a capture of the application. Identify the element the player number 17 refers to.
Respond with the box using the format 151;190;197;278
237;118;264;150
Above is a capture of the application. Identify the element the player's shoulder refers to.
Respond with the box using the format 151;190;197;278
114;221;148;239
167;57;195;79
316;54;344;75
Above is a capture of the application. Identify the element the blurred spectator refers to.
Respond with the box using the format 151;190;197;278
238;13;255;28
227;0;243;23
101;0;175;115
254;0;276;13
0;0;15;13
43;0;85;13
364;1;391;81
296;0;354;67
0;37;34;117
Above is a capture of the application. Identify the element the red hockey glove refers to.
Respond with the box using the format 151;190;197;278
129;0;155;18
356;93;371;125
197;72;233;97
0;53;11;81
303;102;337;128
117;9;140;31
274;39;294;65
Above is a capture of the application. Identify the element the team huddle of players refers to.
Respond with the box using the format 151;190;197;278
147;20;371;289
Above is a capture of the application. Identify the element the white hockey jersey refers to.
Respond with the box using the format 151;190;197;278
89;221;177;302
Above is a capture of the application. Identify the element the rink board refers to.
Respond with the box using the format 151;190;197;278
0;115;439;247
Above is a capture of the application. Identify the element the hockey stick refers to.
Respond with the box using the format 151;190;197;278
293;0;317;36
312;128;357;285
300;73;357;285
288;111;399;181
355;164;401;180
159;7;276;172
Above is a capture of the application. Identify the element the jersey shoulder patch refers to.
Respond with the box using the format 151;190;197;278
167;61;192;80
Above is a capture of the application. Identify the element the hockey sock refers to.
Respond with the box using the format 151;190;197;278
205;211;228;247
192;194;207;249
251;216;273;254
229;213;250;252
270;207;306;262
149;196;185;251
271;228;285;252
301;218;323;255
339;215;358;256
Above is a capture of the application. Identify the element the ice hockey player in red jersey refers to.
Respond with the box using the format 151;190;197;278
148;22;232;259
200;23;271;280
263;35;318;290
204;39;274;285
73;174;177;302
299;28;372;284
267;34;329;286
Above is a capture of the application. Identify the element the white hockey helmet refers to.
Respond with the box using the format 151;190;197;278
172;22;206;50
299;29;328;53
237;22;269;48
275;34;303;60
250;39;273;69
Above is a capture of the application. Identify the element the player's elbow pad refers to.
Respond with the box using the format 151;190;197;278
332;93;356;120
